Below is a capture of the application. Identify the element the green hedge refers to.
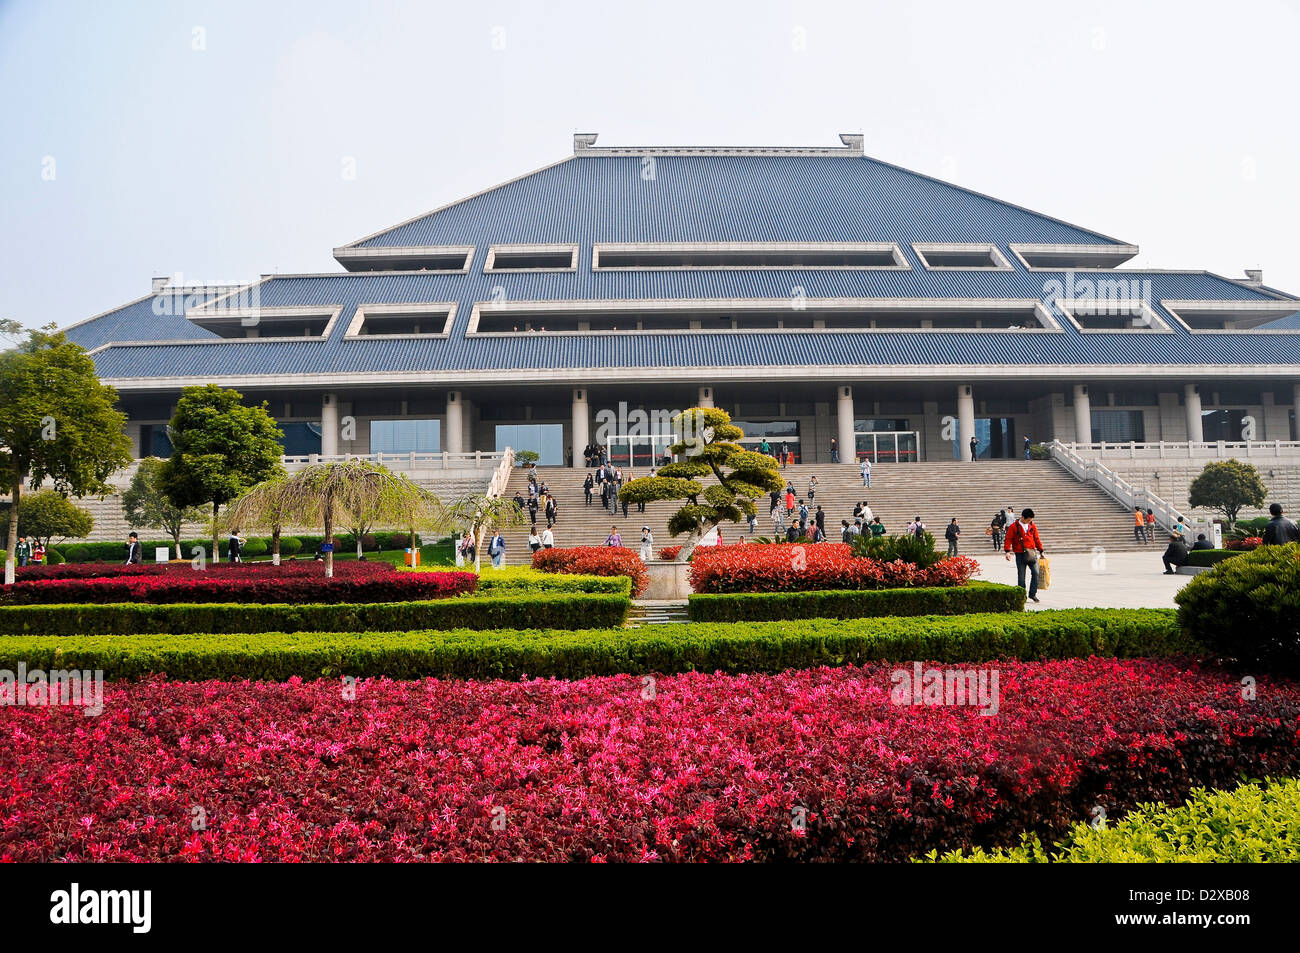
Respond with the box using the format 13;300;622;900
476;567;631;596
925;777;1300;863
0;609;1191;682
689;581;1024;622
0;593;629;637
1184;549;1241;567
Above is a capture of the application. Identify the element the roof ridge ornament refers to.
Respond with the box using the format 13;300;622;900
572;132;864;157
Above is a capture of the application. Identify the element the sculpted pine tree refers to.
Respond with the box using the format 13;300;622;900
1187;459;1268;529
618;407;783;561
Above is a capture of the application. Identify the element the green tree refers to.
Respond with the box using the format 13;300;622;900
618;407;783;561
1187;459;1268;529
159;385;285;561
122;457;208;559
0;326;132;583
17;489;94;549
221;475;295;564
227;461;438;577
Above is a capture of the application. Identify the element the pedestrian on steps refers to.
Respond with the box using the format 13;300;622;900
945;518;961;556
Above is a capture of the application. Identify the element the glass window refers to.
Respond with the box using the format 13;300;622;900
1091;410;1146;442
278;422;322;456
1201;409;1248;442
854;418;910;433
495;424;563;466
370;419;441;454
139;424;173;458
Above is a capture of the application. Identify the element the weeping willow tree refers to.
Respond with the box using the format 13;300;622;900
224;460;440;577
439;492;528;571
618;407;783;562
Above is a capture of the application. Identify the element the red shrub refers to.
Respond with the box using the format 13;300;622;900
688;544;978;593
1;659;1297;861
0;566;476;605
13;561;395;583
1226;537;1263;551
658;545;682;560
532;546;648;597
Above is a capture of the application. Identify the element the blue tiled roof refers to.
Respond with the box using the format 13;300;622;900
74;268;1300;380
348;154;1122;249
64;149;1300;380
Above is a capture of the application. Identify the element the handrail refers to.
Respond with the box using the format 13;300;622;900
282;451;503;470
1063;439;1300;459
473;446;515;565
1049;440;1181;534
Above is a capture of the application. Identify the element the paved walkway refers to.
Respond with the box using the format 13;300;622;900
970;551;1190;610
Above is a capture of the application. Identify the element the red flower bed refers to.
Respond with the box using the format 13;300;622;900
532;546;648;597
0;565;475;605
688;543;979;593
1226;537;1263;551
1;659;1296;861
658;545;682;560
13;561;395;582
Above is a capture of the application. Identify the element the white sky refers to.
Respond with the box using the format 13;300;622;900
1;0;1297;328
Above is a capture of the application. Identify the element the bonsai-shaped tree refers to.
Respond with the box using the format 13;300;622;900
123;457;209;559
1187;459;1268;530
18;489;94;550
226;461;439;577
618;407;783;562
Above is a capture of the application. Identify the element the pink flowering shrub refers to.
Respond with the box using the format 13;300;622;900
1;659;1296;862
689;543;978;593
13;561;395;582
1;564;475;605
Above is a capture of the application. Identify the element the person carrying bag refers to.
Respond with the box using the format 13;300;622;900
1003;508;1045;603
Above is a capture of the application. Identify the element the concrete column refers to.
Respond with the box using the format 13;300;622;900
1072;384;1092;445
957;384;976;459
320;392;338;456
1185;383;1204;443
836;385;856;465
571;388;589;468
697;386;714;408
445;390;463;455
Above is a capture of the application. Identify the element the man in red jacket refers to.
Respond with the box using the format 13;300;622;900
1004;507;1045;603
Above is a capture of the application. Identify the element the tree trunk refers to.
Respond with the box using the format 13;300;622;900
675;529;700;563
211;502;220;567
172;528;182;561
324;512;334;578
272;526;281;566
4;481;20;585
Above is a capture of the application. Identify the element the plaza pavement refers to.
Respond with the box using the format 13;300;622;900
969;550;1191;610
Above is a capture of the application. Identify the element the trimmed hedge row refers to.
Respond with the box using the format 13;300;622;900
1184;549;1241;567
927;777;1300;863
475;567;631;596
688;581;1024;622
0;593;629;637
0;609;1191;682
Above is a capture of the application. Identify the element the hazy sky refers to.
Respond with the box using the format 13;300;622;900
2;0;1297;329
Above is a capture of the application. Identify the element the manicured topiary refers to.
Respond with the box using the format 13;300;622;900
278;536;303;556
1175;542;1300;674
241;537;268;558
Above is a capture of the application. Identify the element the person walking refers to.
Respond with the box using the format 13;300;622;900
990;509;1006;551
944;518;961;556
830;437;840;464
1003;508;1045;603
583;472;594;506
785;487;796;516
604;526;622;547
1023;436;1032;460
815;505;825;536
807;475;818;503
527;496;539;527
640;526;654;562
969;436;978;462
841;519;854;543
125;532;143;565
14;535;32;567
907;516;926;539
545;494;557;529
227;528;246;564
1144;509;1156;541
488;529;506;569
869;516;886;537
1262;502;1300;544
798;500;809;530
861;458;872;488
747;510;758;534
1161;534;1189;574
779;441;789;469
541;527;554;549
1133;506;1147;544
771;502;786;536
31;542;44;565
528;530;542;554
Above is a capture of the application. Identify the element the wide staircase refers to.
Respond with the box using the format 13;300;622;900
495;460;1150;565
